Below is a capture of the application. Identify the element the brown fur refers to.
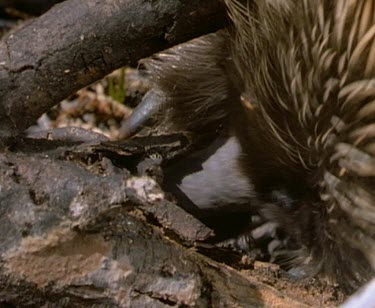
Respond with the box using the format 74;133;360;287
143;30;240;146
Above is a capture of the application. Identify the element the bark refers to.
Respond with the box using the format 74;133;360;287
0;135;346;307
0;0;226;137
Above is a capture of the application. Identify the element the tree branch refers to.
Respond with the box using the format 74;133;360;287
0;0;226;137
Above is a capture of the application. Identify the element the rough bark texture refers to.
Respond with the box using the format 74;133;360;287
0;0;226;137
0;135;346;307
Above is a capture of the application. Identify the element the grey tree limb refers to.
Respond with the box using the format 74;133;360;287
0;0;226;137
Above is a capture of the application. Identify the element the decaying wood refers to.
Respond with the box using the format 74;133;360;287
0;136;345;307
0;0;226;137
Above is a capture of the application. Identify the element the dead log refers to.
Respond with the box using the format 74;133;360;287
0;0;226;137
0;136;345;307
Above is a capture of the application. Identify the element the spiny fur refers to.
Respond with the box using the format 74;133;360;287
225;0;375;288
145;0;375;290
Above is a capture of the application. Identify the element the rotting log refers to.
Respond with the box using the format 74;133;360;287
0;136;324;307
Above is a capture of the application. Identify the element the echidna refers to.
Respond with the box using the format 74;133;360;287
123;0;375;290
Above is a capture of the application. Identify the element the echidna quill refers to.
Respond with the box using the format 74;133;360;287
121;0;375;290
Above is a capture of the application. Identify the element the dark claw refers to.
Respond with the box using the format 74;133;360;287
119;89;165;139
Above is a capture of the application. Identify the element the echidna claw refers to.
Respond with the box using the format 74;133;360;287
119;89;165;139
